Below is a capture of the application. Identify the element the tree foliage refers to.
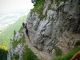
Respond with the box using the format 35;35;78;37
0;49;8;60
31;0;37;6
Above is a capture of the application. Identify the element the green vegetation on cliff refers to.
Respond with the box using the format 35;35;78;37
23;45;39;60
55;0;67;6
31;0;45;20
12;36;25;48
53;47;80;60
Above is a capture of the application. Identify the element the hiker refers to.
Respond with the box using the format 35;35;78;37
70;51;80;60
24;23;29;37
22;22;25;27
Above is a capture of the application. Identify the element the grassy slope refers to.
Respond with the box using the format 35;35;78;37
0;16;26;48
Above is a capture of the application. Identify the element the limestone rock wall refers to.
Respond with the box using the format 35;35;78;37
27;0;80;55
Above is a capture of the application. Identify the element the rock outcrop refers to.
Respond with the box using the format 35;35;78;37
7;32;24;60
27;0;80;55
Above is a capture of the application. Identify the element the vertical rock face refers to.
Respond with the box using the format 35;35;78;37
27;0;80;55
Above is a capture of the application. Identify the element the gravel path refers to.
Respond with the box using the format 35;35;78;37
23;29;52;60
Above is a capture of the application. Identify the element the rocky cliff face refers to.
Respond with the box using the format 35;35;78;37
7;29;39;60
7;0;80;60
27;0;80;55
7;31;25;60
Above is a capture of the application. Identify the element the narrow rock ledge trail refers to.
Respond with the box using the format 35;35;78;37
23;29;53;60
